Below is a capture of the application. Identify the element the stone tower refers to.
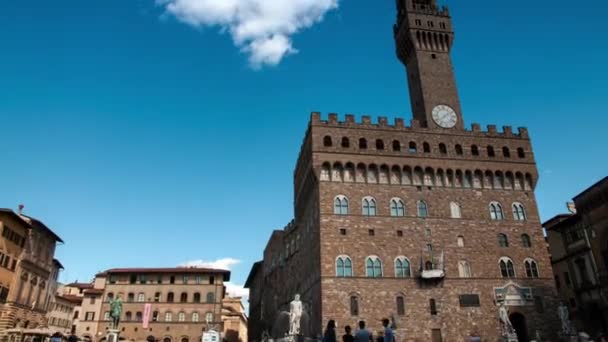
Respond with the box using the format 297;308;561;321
394;0;463;129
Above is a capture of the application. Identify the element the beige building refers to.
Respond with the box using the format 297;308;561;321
0;208;64;342
47;292;81;335
544;176;608;337
221;298;247;342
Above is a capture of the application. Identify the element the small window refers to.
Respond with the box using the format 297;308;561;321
323;136;332;147
368;229;375;236
206;292;215;303
417;201;428;218
205;312;214;323
397;230;404;237
192;312;200;322
339;229;347;236
517;148;526;158
137;293;145;302
521;234;532;248
490;202;505;220
136;312;143;322
193;293;201;303
409;142;417;153
341;137;350;148
396;296;405;316
525;259;540;278
457;235;465;247
178;312;185;322
336;256;353;277
513;203;527;221
154;292;161;302
359;138;368;149
167;292;174;303
439;143;447;155
392;140;401;151
180;292;188;303
471;145;479;156
350;296;359;316
458;260;472;278
450;202;462;218
423;142;431;153
376;139;385;150
165;312;172;322
127;293;134;302
125;312;132;322
499;258;516;278
430;299;437;315
487;146;495;157
498;233;509;248
395;257;411;278
455;144;463;155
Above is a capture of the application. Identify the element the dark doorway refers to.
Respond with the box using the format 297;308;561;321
510;313;529;342
431;329;442;342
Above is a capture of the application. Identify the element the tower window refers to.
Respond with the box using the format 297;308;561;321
487;146;496;157
323;136;332;147
392;140;401;152
415;19;422;26
431;54;437;59
471;145;480;156
427;21;434;28
423;142;431;153
340;229;347;236
503;147;511;158
368;229;375;236
517;148;526;158
439;143;447;155
359;138;368;149
430;299;437;315
341;137;350;148
440;22;446;29
455;144;463;155
409;142;417;153
376;139;385;150
350;296;359;316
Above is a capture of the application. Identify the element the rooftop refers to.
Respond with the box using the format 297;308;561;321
97;267;231;281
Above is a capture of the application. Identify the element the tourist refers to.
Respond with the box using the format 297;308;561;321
355;321;373;342
343;326;354;342
323;320;337;342
381;319;394;342
375;331;384;342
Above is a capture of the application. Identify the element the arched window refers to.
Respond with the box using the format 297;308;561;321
487;146;495;157
396;296;405;316
498;233;509;248
417;200;428;218
517;148;526;158
178;312;186;322
152;311;159;322
125;312;132;321
458;260;472;278
471;145;479;156
136;312;143;322
206;292;215;303
390;198;405;217
513;203;527;221
192;312;200;322
521;234;532;248
525;259;540;278
366;256;383;278
191;292;200;303
503;147;511;158
350;295;359;316
450;202;461;219
127;293;135;302
180;292;188;303
137;293;145;302
336;256;353;277
320;163;330;181
362;197;377;216
457;235;465;247
423;142;431;153
376;139;385;150
181;338;189;342
392;140;401;152
490;202;504;220
439;143;447;155
205;312;214;323
359;138;368;149
409;142;417;153
323;136;332;147
106;293;114;302
499;258;516;278
334;195;349;215
455;144;463;155
154;292;161;302
341;137;350;148
167;292;174;303
394;257;411;278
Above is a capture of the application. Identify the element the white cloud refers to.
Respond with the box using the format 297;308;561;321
156;0;339;68
179;257;241;270
225;282;249;298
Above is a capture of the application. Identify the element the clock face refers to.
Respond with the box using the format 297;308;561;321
432;105;458;128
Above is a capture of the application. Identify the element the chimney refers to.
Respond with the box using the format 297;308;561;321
566;202;577;214
18;204;24;215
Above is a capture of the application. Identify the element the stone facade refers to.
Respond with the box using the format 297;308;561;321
246;1;561;341
47;292;81;334
0;209;63;341
544;177;608;337
221;297;247;342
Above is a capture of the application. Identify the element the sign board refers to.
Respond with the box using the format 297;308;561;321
202;331;220;342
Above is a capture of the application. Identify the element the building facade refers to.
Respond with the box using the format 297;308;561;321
221;297;247;342
47;291;81;335
544;177;608;337
88;268;229;342
246;1;560;341
0;208;64;341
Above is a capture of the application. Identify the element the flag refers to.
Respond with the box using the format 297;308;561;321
143;304;152;329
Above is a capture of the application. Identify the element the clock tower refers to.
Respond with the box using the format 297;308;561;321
394;0;464;129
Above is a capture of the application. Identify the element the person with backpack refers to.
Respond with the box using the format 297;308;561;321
355;321;373;342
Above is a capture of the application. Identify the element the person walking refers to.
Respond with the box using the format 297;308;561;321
342;326;355;342
323;320;337;342
355;321;373;342
381;319;394;342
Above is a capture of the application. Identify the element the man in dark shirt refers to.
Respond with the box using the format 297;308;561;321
342;326;354;342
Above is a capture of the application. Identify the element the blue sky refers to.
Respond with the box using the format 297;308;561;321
0;0;607;292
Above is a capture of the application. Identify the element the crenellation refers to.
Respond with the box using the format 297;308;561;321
361;115;372;125
518;127;529;138
503;126;513;137
487;125;497;135
471;123;481;132
378;116;388;127
411;118;421;128
345;114;355;124
328;113;338;124
311;112;321;123
395;118;405;128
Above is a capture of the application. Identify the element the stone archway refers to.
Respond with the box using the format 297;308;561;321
510;313;529;342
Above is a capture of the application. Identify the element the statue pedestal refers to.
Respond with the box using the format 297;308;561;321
502;333;518;342
106;329;120;342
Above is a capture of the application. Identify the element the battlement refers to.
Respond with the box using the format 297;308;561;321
310;112;529;139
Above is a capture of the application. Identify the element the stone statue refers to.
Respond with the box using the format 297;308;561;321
289;294;303;336
109;295;123;330
498;303;515;336
558;302;572;335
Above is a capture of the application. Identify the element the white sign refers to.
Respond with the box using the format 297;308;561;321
202;331;220;342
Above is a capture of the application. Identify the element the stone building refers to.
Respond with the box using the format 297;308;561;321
47;290;81;335
0;208;63;341
63;282;100;340
221;297;247;342
544;176;608;337
246;1;560;341
88;268;230;342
